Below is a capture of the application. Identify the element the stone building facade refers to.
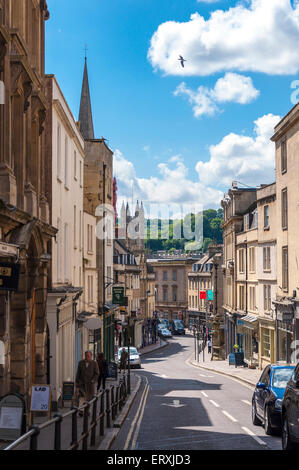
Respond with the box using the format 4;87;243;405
44;75;85;408
0;0;56;402
271;105;299;364
149;258;196;323
78;58;115;361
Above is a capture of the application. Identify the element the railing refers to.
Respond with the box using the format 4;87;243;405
4;374;129;451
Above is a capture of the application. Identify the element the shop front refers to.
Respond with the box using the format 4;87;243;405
224;311;236;358
259;319;275;369
274;300;294;364
238;315;259;368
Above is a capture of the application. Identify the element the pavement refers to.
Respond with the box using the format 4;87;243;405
0;339;168;451
186;334;261;387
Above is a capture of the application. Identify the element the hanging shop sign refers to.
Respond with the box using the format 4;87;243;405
112;286;124;305
207;290;214;301
0;262;21;292
0;242;19;258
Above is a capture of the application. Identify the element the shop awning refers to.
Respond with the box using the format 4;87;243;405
241;314;258;330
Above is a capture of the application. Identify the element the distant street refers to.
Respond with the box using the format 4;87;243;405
111;334;282;451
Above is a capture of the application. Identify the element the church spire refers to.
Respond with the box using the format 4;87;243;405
79;56;95;140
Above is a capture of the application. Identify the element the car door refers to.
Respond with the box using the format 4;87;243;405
256;366;271;417
290;364;299;438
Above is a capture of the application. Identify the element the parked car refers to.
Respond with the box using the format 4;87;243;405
252;364;295;435
160;328;172;338
158;319;170;329
281;362;299;449
171;319;185;335
117;347;141;369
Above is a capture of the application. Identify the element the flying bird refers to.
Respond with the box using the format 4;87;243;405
178;55;186;68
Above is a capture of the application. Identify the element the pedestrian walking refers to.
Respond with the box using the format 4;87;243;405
119;347;128;371
96;352;108;391
208;339;212;354
75;350;99;416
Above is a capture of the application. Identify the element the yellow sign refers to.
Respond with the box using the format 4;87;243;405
0;268;12;277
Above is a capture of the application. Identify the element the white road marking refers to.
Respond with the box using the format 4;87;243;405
242;400;251;406
209;400;220;408
199;374;207;377
201;391;208;398
222;410;238;422
241;426;267;446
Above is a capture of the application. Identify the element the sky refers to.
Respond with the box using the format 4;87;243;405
46;0;299;213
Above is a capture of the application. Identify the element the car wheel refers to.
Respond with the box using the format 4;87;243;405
252;400;261;426
282;415;297;450
264;406;274;435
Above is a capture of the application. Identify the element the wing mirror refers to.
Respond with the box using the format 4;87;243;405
256;382;267;390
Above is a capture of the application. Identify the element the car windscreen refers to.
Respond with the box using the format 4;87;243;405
118;347;138;355
173;321;184;328
272;368;294;388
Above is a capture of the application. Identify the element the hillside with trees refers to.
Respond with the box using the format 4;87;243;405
145;208;223;253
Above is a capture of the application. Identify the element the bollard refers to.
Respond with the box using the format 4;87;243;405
99;392;104;437
106;388;111;428
111;386;115;421
71;407;79;450
90;396;98;447
54;413;63;450
82;403;89;450
29;424;40;451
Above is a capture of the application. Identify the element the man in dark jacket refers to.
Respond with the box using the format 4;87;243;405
120;347;128;371
75;350;99;415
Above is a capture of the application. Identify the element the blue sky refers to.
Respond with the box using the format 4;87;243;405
46;0;299;210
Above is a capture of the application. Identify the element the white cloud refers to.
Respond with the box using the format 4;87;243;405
195;113;281;187
174;73;259;117
114;114;281;211
212;73;259;104
148;0;299;76
113;150;223;210
174;82;218;117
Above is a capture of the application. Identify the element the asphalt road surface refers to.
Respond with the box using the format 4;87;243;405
111;334;282;451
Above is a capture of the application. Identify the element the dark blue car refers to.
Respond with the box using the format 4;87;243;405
252;364;295;435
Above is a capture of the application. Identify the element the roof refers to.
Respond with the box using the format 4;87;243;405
78;58;95;140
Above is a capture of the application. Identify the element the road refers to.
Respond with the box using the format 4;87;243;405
111;334;282;451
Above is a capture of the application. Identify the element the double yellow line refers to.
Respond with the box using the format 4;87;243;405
124;376;149;450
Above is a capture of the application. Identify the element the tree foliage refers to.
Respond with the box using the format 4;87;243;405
145;209;223;253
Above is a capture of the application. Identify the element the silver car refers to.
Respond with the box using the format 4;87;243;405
117;347;141;369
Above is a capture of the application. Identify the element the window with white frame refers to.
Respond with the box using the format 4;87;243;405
249;247;256;273
88;275;93;304
87;224;93;252
64;223;69;281
263;285;271;312
264;205;270;228
64;135;69;187
249;286;256;311
239;285;245;311
57;123;61;180
239;249;245;273
74;205;77;247
263;246;271;272
74;150;77;180
282;246;288;291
